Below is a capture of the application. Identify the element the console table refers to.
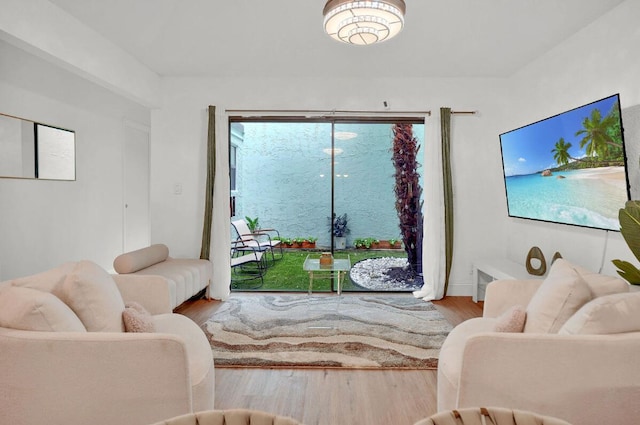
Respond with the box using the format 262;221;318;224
472;258;541;302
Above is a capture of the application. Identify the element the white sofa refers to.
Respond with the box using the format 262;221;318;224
438;259;640;425
0;260;215;425
113;244;213;309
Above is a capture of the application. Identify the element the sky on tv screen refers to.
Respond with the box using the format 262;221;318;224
500;95;619;177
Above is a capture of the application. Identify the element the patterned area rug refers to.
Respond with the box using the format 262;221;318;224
203;294;453;369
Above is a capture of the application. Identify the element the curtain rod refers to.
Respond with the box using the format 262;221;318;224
224;108;431;116
224;108;477;116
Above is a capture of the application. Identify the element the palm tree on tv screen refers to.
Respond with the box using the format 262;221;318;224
575;105;622;160
551;137;573;166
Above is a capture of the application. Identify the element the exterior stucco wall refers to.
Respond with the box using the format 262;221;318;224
233;121;424;248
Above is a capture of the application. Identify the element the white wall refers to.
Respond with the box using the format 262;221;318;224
153;76;510;294
503;0;640;277
0;41;150;280
153;0;640;295
3;0;637;292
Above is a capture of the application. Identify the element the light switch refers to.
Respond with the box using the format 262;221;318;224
174;183;182;195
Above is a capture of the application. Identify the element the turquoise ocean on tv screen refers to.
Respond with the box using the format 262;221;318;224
505;167;627;231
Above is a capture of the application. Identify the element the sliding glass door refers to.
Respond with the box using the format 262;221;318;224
230;117;424;292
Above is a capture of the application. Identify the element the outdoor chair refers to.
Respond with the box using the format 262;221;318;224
231;218;283;265
230;239;266;289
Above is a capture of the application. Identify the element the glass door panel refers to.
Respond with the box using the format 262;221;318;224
333;122;424;292
231;121;333;291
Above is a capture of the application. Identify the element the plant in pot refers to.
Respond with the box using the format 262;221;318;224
354;237;378;249
302;237;317;249
329;213;350;249
612;200;640;287
273;236;293;248
245;216;260;233
292;237;305;249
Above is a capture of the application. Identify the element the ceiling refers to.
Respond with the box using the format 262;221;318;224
49;0;625;79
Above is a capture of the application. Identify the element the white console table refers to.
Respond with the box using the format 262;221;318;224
472;258;542;302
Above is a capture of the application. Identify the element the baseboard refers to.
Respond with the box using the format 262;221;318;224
445;282;472;297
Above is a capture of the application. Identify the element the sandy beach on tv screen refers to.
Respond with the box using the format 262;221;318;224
571;166;626;188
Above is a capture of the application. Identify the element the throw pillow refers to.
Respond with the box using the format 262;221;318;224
524;259;592;333
0;286;86;332
11;261;77;293
572;263;629;298
559;291;640;335
59;260;126;332
123;302;155;333
113;244;169;274
493;305;527;332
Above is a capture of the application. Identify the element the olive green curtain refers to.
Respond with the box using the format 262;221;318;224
440;107;454;295
200;105;216;260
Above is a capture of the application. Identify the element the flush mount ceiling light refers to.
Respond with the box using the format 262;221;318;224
323;0;406;45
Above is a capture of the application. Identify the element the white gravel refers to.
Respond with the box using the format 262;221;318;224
349;257;423;291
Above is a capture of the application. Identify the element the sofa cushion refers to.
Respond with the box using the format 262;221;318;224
11;261;77;293
123;302;155;332
132;258;212;308
0;286;86;332
59;261;125;332
113;244;170;274
494;305;526;333
524;259;592;333
559;291;640;335
572;264;629;298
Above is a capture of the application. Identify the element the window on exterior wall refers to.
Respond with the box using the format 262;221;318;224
230;122;244;193
230;144;237;192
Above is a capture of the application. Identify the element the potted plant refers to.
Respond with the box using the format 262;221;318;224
273;236;293;248
354;237;378;249
245;216;260;233
292;237;305;249
389;238;401;249
329;213;350;249
353;238;366;249
612;200;640;287
302;237;317;249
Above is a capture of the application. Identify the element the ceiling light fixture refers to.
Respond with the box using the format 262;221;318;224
323;0;406;46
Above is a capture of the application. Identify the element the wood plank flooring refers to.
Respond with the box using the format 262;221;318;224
176;293;483;425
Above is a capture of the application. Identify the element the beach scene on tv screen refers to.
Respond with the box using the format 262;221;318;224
500;95;628;231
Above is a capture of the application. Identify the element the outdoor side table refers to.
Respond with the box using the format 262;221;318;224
302;254;350;295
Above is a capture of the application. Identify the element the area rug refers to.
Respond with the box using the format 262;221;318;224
203;294;453;369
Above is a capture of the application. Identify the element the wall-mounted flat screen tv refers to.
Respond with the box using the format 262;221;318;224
499;94;630;231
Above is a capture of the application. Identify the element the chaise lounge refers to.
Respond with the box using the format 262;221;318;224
113;243;213;310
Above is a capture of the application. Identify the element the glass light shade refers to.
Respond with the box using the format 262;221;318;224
323;0;406;45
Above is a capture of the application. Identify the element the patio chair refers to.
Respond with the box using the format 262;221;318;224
230;239;265;289
231;218;283;265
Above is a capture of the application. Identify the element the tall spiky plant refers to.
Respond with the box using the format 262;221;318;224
392;123;423;272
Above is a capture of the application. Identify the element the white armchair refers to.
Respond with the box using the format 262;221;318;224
0;260;214;425
438;259;640;425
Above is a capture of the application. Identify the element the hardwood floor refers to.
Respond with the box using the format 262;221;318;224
176;293;483;425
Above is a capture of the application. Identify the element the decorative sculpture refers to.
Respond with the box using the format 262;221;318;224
526;246;547;276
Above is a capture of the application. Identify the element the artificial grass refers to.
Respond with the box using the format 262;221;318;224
231;249;408;292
